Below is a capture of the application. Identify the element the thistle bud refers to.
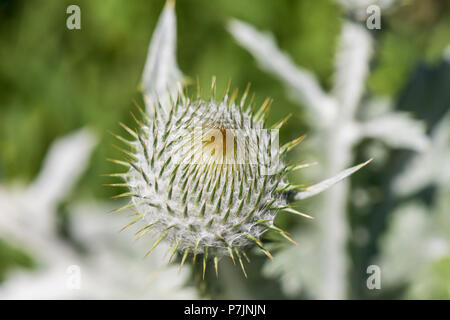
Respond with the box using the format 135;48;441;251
108;82;314;278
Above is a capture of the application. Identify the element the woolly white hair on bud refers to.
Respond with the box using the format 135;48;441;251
107;1;371;279
141;0;183;112
106;80;373;279
107;81;317;277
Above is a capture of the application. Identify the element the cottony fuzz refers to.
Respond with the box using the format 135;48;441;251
106;80;314;278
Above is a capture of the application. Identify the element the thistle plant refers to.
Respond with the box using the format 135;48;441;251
228;0;429;298
0;129;197;299
107;1;371;279
377;108;450;298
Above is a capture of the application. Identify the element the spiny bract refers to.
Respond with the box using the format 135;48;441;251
107;81;313;278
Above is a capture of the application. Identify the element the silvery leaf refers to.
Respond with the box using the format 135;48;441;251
393;112;450;196
141;0;183;113
228;19;336;125
294;159;372;201
26;128;97;211
359;112;429;152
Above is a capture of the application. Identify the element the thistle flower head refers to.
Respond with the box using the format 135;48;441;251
107;0;372;279
108;81;313;277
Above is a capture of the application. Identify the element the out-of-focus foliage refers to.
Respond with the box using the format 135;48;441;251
377;101;450;299
0;129;197;299
0;240;35;283
0;0;449;299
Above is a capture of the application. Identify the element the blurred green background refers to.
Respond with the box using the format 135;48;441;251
0;0;449;299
